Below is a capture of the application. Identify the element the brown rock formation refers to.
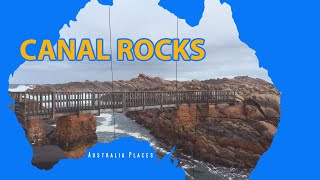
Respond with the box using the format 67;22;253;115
26;119;47;146
126;94;280;171
28;114;97;170
28;74;279;98
51;114;97;154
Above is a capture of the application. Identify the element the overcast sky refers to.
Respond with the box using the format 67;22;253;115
9;0;271;84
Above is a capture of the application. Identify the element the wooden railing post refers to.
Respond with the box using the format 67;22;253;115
52;92;56;121
66;93;70;109
143;92;145;110
206;91;209;105
215;91;217;105
98;93;101;115
39;93;43;113
176;91;179;107
122;92;127;112
160;92;163;109
91;92;95;109
18;93;22;102
77;92;80;116
23;92;27;125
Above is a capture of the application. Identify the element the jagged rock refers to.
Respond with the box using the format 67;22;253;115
52;114;97;151
261;107;280;119
218;105;246;119
245;105;265;120
28;75;280;100
255;121;277;140
126;101;280;171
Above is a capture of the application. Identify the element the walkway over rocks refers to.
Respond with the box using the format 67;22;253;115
10;90;238;125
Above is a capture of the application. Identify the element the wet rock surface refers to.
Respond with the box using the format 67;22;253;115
29;114;97;170
32;145;66;170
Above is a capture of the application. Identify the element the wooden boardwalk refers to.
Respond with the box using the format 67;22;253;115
10;90;236;123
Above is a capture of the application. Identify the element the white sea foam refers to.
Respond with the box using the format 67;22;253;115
97;113;152;141
9;85;34;92
96;113;247;179
96;113;125;133
96;113;170;155
182;164;192;169
126;132;150;141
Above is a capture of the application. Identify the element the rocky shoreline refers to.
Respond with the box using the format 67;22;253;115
28;74;279;96
125;93;280;171
24;74;280;172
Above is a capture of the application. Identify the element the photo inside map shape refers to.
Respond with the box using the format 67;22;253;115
9;0;280;179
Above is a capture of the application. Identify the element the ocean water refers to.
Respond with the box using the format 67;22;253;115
96;113;248;180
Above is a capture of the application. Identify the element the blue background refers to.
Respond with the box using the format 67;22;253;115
1;0;319;179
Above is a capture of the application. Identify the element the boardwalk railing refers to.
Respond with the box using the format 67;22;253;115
9;90;236;122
